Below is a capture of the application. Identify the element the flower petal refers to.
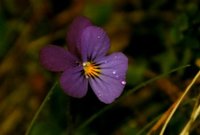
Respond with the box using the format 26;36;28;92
39;45;78;72
60;66;88;98
89;52;128;104
97;52;128;81
89;75;125;104
67;16;92;57
80;26;110;61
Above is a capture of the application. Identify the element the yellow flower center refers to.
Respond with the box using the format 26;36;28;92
83;62;101;78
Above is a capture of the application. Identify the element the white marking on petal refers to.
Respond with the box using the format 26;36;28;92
82;62;87;66
85;75;89;79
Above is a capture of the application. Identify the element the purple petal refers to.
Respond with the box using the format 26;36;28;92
89;53;128;104
67;16;92;57
89;75;126;104
80;26;110;61
96;52;128;81
60;66;88;98
39;45;78;72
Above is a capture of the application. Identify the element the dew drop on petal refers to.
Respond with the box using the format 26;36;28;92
121;81;126;85
112;70;116;75
97;91;102;97
97;36;101;39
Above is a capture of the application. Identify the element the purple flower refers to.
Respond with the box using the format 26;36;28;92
39;16;128;104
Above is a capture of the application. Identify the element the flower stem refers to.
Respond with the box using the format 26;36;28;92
66;97;74;135
25;82;58;135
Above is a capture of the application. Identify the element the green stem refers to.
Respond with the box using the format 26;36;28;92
25;82;58;135
76;65;190;131
66;97;74;135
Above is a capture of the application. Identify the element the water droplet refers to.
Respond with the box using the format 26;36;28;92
97;91;102;97
112;70;116;74
97;36;101;39
121;81;126;85
115;75;119;78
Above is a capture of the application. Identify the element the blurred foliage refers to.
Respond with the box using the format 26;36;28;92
0;0;200;135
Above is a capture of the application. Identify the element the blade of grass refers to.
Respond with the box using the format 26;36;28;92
136;115;161;135
180;94;200;135
25;81;58;135
148;102;176;135
76;65;190;132
159;70;200;135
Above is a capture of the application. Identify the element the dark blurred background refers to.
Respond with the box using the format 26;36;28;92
0;0;200;135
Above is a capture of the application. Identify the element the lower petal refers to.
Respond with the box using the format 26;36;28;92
89;75;126;104
60;67;88;98
89;52;128;104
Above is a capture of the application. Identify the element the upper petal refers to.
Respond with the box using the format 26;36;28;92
80;26;110;61
39;45;78;72
60;66;88;98
89;52;128;104
67;16;92;57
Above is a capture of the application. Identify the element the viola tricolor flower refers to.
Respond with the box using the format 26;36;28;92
39;16;128;104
